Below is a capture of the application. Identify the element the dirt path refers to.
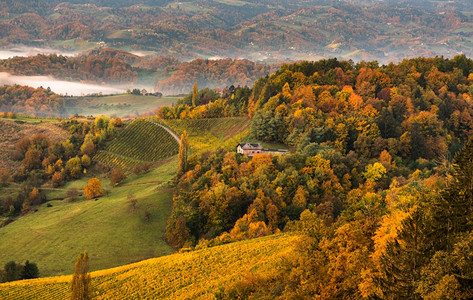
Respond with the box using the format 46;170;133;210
143;119;180;144
159;123;180;144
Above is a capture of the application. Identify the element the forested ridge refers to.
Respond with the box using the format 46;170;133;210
0;49;274;94
164;56;473;298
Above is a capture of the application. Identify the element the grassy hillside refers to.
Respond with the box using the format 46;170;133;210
64;94;179;117
0;158;178;277
159;117;251;153
0;233;301;299
94;119;179;171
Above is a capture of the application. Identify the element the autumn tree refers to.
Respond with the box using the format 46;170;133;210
70;252;91;300
176;131;188;178
0;168;11;186
80;155;91;168
84;178;103;199
192;82;198;106
166;216;191;249
110;167;126;187
66;157;83;179
23;149;42;170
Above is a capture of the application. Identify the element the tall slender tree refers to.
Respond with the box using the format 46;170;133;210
192;82;198;106
177;131;189;178
70;252;91;300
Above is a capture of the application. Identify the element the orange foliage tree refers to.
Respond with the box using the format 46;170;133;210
84;178;103;199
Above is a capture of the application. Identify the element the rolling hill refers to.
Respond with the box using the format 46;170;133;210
0;0;472;63
0;233;301;299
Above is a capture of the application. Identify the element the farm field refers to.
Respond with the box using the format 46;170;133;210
0;158;178;277
64;94;179;117
94;119;179;171
158;117;251;153
0;233;301;299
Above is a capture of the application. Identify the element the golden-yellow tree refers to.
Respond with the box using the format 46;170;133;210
84;178;103;199
70;252;91;300
192;82;198;106
177;131;188;178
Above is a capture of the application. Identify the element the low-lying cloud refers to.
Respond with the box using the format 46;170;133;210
0;46;81;60
0;72;124;96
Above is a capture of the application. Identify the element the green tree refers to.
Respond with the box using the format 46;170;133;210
4;261;19;282
70;252;91;300
378;209;431;299
66;157;83;179
20;260;39;280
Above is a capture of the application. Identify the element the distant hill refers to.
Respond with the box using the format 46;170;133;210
0;0;471;63
0;233;300;299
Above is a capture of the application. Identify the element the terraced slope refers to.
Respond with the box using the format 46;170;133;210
158;117;251;153
94;119;179;171
0;234;301;299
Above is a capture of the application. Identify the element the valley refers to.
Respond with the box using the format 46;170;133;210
0;0;473;298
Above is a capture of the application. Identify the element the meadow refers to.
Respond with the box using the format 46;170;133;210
0;233;301;299
0;158;178;277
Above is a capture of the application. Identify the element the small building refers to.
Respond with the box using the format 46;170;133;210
236;143;288;157
236;143;263;156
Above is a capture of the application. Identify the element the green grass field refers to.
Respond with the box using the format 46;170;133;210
0;233;301;299
158;117;251;153
0;158;178;277
65;94;179;117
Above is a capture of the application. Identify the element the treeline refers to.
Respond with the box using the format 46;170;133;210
0;260;39;283
162;56;473;162
0;85;64;117
0;50;275;95
155;59;275;95
0;54;138;85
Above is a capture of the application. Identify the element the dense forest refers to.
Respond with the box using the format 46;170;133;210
164;56;473;298
0;0;472;62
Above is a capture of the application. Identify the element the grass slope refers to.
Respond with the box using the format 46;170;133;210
159;117;251;153
94;119;179;171
0;158;178;277
0;233;301;299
